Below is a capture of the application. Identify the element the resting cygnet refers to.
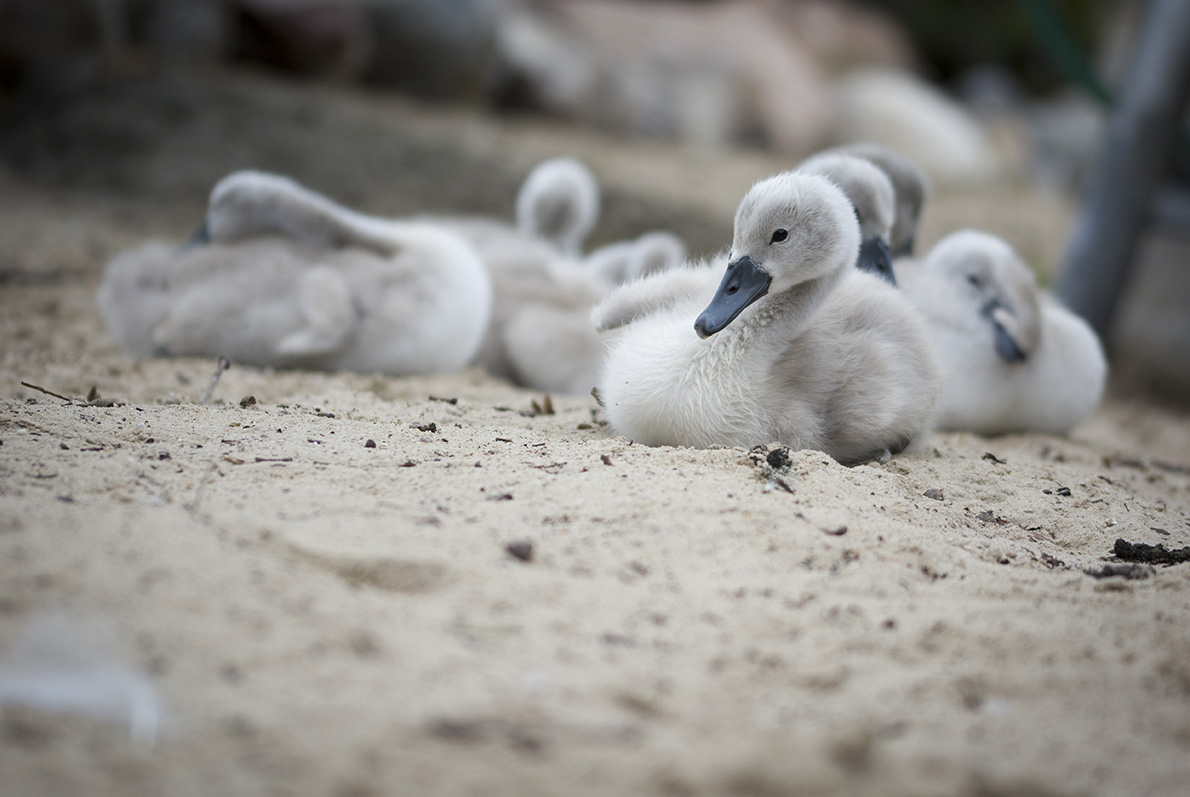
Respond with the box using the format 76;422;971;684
97;171;492;375
827;142;929;257
514;157;601;257
583;230;687;290
797;153;897;285
593;172;939;464
895;230;1106;435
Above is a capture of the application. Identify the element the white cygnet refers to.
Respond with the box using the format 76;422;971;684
593;171;939;464
97;171;492;375
583;230;688;291
895;230;1107;435
447;159;684;395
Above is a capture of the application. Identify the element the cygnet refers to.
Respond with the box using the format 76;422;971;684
895;230;1106;435
797;152;897;285
449;159;684;395
593;171;939;464
583;230;688;291
98;171;492;375
827;142;929;257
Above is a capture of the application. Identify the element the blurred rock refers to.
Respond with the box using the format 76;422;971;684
233;0;371;79
497;0;837;153
835;68;1002;184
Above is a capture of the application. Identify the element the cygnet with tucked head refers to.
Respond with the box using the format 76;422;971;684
797;152;897;285
594;171;939;464
896;230;1106;435
514;157;601;257
98;171;492;375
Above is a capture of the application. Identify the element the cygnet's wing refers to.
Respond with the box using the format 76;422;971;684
591;259;719;332
515;158;600;256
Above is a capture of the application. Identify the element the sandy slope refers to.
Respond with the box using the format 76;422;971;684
0;66;1188;797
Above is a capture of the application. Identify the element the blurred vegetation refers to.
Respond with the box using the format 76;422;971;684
853;0;1115;97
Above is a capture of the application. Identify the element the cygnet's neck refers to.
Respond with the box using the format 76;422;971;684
738;261;848;351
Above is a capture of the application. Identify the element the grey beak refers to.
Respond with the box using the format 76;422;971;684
857;235;896;286
178;220;211;253
980;298;1026;362
694;255;772;339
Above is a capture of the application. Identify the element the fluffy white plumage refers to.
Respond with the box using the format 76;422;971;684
98;171;492;375
594;171;939;464
451;159;685;395
896;230;1107;435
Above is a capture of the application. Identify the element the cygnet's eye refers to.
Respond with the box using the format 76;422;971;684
770;228;788;244
966;274;982;287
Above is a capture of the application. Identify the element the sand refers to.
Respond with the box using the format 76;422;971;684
1;65;1189;797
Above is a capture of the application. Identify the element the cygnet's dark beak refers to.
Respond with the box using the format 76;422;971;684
694;255;772;339
857;235;896;286
178;220;211;253
980;298;1026;362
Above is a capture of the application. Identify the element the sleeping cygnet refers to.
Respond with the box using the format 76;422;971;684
895;230;1106;435
583;231;688;291
97;171;492;375
450;159;685;395
797;152;897;285
593;171;939;465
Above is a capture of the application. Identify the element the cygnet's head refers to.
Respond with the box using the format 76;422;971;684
515;158;601;257
924;230;1042;361
694;172;859;339
829;142;928;257
797;153;896;285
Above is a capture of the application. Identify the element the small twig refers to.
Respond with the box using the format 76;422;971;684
20;381;75;403
199;357;230;405
187;461;219;514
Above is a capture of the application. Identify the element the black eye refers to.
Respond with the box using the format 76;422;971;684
967;274;981;287
770;228;788;244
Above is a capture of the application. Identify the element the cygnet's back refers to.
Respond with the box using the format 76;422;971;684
98;170;493;375
898;230;1106;435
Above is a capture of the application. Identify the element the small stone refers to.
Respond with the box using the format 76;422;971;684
239;395;257;407
505;540;534;562
364;439;377;448
766;447;791;470
923;488;944;501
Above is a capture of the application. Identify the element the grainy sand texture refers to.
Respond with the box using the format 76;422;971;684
1;68;1188;797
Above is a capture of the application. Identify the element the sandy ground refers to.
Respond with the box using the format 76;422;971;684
1;64;1189;797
